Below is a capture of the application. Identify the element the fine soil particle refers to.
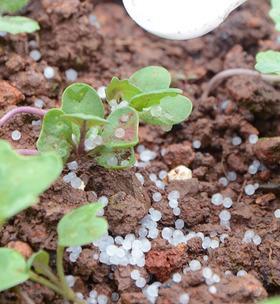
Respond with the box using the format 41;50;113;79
0;0;279;303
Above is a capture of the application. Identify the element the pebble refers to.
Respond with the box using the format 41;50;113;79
219;177;228;187
248;134;258;144
172;273;182;283
11;130;21;141
232;136;242;146
211;193;223;206
140;150;157;162
223;197;233;208
237;270;247;277
208;286;217;294
135;277;146;288
168;165;192;181
227;171;237;181
192;140;201;149
152;192;162;202
244;184;255;196
179;293;190;304
189;260;201;271
34;98;44;108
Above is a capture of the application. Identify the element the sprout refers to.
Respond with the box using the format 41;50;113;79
0;0;39;35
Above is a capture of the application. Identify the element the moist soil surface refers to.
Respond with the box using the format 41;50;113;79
0;0;280;303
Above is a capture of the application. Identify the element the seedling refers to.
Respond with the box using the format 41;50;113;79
0;140;62;225
0;203;108;304
0;66;192;169
0;0;39;34
269;0;280;31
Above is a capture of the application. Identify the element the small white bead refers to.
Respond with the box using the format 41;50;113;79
244;184;255;196
274;209;280;218
179;293;190;304
248;134;258;144
227;171;237;181
65;68;78;82
223;197;233;208
219;177;228;187
130;269;140;280
175;219;184;229
219;210;231;221
44;66;55;79
97;86;106;99
29;49;41;61
252;234;262;245
152;192;162;202
232;136;242;146
34;98;44;108
209;286;217;294
237;270;247;277
189;260;201;271
211;193;223;206
135;277;146;288
11;130;21;141
172;273;182;283
192;140;201;149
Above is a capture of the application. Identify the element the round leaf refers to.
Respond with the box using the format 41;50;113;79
101;107;139;149
129;66;171;92
0;16;39;34
106;77;142;101
58;203;108;247
61;83;104;118
27;250;50;275
37;109;73;162
0;140;63;221
129;89;182;111
62;113;108;128
255;51;280;75
0;0;29;13
0;248;29;292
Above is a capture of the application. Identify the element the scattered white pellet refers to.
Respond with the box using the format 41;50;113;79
173;207;181;216
107;156;118;167
248;134;258;144
219;210;231;221
253;234;262;246
274;209;280;218
97;294;108;304
44;66;55;79
244;184;255;196
223;197;233;208
179;293;190;304
172;273;182;283
140;150;157;162
67;161;78;171
192;140;201;149
29;49;41;61
11;130;21;141
237;270;247;277
131;269;140;280
65;275;75;287
189;260;201;271
159;170;168;180
232;136;242;146
209;286;217;294
65;68;78;82
135;277;146;288
227;171;237;181
211;193;223;206
34;98;44;108
219;177;228;187
152;192;162;202
202;267;213;279
175;219;184;229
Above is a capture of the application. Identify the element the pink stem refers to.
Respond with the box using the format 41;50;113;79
202;68;280;99
16;149;39;155
0;106;47;127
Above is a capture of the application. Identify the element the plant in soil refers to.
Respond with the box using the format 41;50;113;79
0;0;39;34
0;203;108;304
0;66;192;169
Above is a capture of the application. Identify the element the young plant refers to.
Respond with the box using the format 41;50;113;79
0;203;108;304
0;66;193;169
269;0;280;31
0;0;39;34
0;140;62;225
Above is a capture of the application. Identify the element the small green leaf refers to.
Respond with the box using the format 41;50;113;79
106;77;142;101
37;109;73;161
62;83;104;118
0;16;39;34
129;89;182;111
0;0;29;13
95;147;135;169
0;140;62;221
260;298;280;304
0;248;29;292
140;95;193;127
57;203;108;247
270;0;280;31
129;66;171;92
255;51;280;75
101;107;139;148
62;113;108;128
27;250;49;275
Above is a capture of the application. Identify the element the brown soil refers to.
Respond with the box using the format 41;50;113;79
0;0;280;303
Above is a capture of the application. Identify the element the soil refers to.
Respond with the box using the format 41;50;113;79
0;0;280;303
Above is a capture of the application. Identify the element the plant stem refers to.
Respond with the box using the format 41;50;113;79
77;122;87;155
56;246;84;304
202;68;280;99
0;106;47;127
37;264;61;286
16;149;39;156
29;271;65;297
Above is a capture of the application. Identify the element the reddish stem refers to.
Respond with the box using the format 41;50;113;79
202;68;280;99
0;106;47;127
16;149;39;155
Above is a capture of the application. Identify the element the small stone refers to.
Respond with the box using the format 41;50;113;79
227;171;237;181
189;260;201;272
252;234;262;246
237;270;247;277
66;275;75;287
97;294;108;304
211;193;223;206
219;210;231;221
135;277;146;288
168;165;192;181
152;192;162;202
175;219;184;229
34;98;44;108
223;197;233;208
192;140;201;149
219;177;228;187
202;267;213;279
209;286;217;294
140;150;157;162
179;293;190;304
274;209;280;218
172;273;182;283
131;269;140;280
232;136;242;146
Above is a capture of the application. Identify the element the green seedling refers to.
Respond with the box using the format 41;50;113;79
0;0;39;34
269;0;280;31
0;66;192;169
0;140;62;224
106;66;193;129
260;298;280;304
255;50;280;75
0;203;108;304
